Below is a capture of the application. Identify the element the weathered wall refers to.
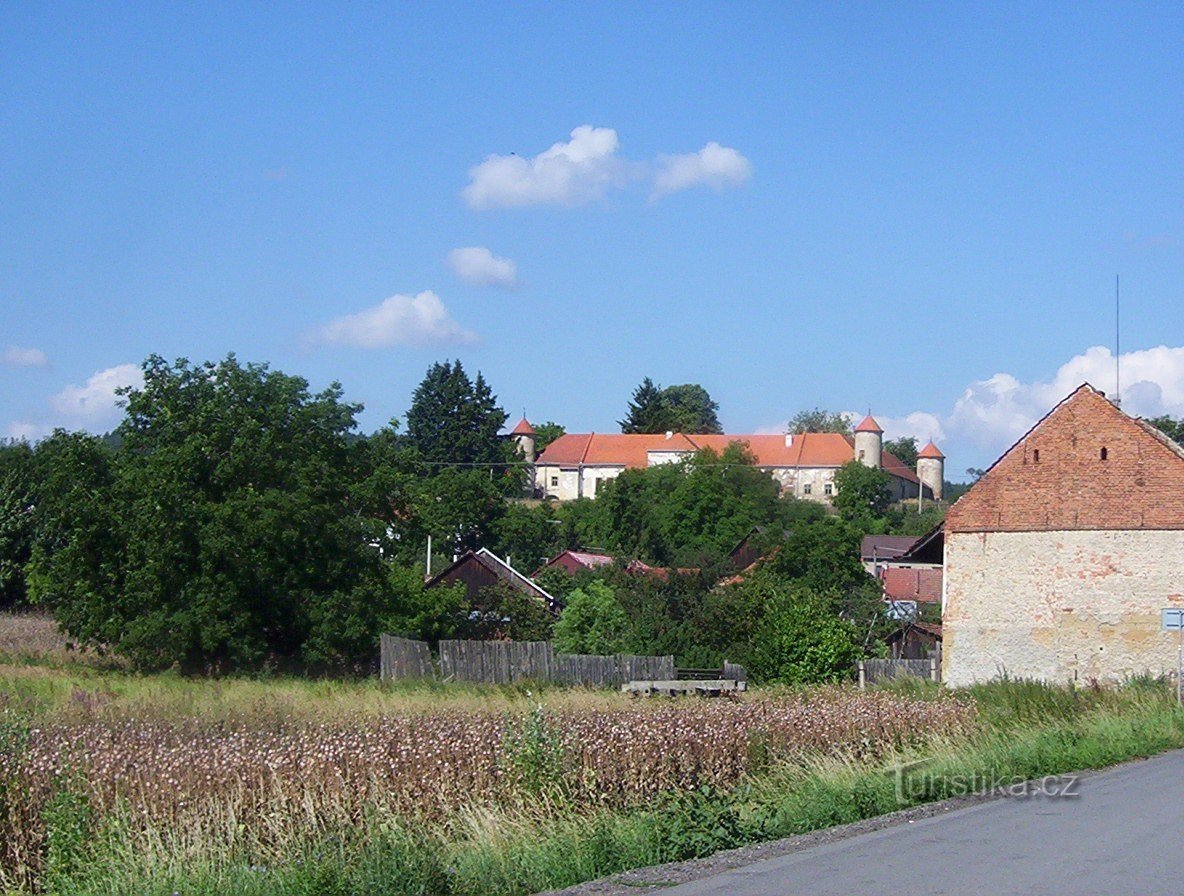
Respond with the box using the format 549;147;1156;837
943;530;1184;686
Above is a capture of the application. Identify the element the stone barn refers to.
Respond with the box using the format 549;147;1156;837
943;383;1184;686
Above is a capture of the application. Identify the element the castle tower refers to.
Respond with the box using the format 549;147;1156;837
853;415;883;469
917;441;945;500
510;417;536;463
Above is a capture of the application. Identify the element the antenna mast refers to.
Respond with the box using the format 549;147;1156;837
1115;275;1121;408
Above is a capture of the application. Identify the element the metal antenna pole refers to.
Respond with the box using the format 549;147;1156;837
1115;275;1121;407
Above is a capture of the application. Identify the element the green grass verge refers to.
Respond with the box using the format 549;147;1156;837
27;679;1184;896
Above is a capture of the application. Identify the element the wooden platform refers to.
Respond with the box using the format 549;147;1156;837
621;679;747;698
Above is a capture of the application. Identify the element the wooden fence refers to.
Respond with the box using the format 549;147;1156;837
858;657;940;686
379;635;433;680
379;636;674;687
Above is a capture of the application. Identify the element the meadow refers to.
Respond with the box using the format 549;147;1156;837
3;612;1183;896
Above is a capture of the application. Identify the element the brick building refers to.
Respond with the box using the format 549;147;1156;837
943;383;1184;686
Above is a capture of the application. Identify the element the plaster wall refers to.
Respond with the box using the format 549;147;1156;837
943;530;1184;686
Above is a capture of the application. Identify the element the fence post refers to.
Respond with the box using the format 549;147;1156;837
858;660;866;690
929;657;938;682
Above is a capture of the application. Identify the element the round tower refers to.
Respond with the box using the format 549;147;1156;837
853;414;883;469
510;417;536;463
917;441;945;500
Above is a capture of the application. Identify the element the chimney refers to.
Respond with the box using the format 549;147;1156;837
665;431;673;440
785;433;794;447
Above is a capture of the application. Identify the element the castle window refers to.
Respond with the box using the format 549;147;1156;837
1100;447;1108;461
803;483;812;495
824;482;833;496
1033;449;1040;463
550;476;559;487
858;450;865;460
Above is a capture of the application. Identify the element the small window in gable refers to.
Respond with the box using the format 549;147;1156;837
1100;447;1108;461
1033;449;1040;463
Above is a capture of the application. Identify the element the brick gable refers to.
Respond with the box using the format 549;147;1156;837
945;384;1184;533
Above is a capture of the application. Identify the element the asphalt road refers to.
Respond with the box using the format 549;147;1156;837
659;750;1184;896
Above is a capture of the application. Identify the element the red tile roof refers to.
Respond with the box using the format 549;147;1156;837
855;415;883;433
918;441;945;459
510;418;535;436
882;567;943;603
535;431;922;484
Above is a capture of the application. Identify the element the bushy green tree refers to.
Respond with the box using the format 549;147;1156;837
619;379;722;434
590;443;784;566
28;355;393;674
883;436;918;468
832;460;893;522
0;442;35;608
787;408;852;434
744;574;861;684
552;581;629;655
767;515;870;595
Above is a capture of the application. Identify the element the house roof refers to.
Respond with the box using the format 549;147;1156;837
918;441;945;459
882;567;943;603
946;383;1184;533
855;415;883;433
426;548;559;610
860;535;922;561
886;621;943;642
538;549;615;572
510;418;535;436
535;431;921;484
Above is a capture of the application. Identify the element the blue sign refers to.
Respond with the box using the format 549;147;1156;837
1161;609;1184;631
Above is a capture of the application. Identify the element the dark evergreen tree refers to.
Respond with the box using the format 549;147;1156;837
405;360;508;465
620;377;668;433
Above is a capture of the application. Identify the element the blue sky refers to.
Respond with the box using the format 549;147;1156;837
2;2;1181;476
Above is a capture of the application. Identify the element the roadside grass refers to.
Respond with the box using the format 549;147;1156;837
4;661;1182;896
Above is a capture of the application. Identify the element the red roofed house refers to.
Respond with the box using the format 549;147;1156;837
533;416;944;505
943;384;1184;686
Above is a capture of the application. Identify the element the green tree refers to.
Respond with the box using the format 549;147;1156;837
767;516;870;595
832;460;893;522
552;581;629;654
619;379;722;434
746;576;861;684
491;502;568;573
620;377;668;433
884;436;918;468
405;360;508;466
0;442;35;608
29;355;392;674
787;408;852;434
532;421;566;454
660;384;722;433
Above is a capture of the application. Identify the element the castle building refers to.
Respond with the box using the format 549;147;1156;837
528;417;944;504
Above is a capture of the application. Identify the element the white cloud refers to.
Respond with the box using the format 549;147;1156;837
874;412;947;446
314;291;478;348
448;247;519;288
945;345;1184;450
651;142;753;199
50;364;143;425
462;127;752;209
2;346;48;368
462;126;626;210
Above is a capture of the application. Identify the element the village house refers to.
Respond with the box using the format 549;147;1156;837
942;383;1184;686
522;415;945;505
